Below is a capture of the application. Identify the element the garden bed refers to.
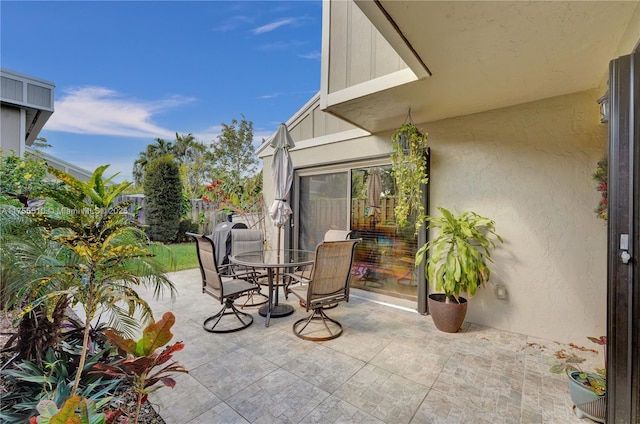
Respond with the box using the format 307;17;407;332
0;311;166;424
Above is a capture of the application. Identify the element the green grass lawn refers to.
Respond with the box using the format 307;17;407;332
151;242;199;272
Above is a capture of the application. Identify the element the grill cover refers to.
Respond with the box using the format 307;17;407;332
210;221;248;271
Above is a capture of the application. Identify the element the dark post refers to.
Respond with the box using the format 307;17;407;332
606;46;639;424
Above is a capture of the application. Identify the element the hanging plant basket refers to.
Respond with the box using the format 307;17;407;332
390;122;429;232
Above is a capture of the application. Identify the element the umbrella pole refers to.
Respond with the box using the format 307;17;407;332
275;224;281;304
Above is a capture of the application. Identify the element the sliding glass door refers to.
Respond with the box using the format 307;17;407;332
296;171;349;252
349;165;418;300
295;162;419;301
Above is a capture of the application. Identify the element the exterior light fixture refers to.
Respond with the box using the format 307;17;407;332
494;284;508;300
597;92;609;123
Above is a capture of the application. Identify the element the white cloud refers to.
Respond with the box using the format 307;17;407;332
257;89;317;100
252;17;298;34
193;125;223;144
46;86;194;139
258;93;281;99
299;51;321;60
212;15;253;32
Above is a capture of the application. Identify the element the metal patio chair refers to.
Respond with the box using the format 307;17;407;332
230;228;269;308
323;229;353;241
186;232;258;333
285;229;353;307
286;239;360;341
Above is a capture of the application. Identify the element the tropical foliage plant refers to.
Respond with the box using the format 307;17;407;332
28;395;126;424
93;312;188;424
202;170;263;215
592;156;607;220
8;164;175;396
549;336;607;396
416;207;503;303
0;347;120;423
390;123;429;233
0;149;57;207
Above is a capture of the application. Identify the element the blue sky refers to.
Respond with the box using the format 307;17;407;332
1;0;322;181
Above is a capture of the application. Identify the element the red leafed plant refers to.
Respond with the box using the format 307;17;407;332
550;336;607;396
592;157;607;220
93;312;188;424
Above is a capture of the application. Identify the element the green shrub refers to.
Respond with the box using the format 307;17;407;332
175;219;198;243
0;347;120;423
143;156;183;242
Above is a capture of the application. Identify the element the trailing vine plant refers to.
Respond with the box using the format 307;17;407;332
592;156;607;221
390;121;429;233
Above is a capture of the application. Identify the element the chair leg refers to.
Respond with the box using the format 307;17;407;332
235;287;269;309
203;299;253;333
292;308;343;341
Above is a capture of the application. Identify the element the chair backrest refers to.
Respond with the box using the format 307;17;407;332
231;229;264;255
323;229;352;241
306;239;360;307
186;232;224;301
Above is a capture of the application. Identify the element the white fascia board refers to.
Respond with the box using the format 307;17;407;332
325;67;417;107
320;0;332;111
256;92;322;156
257;128;371;159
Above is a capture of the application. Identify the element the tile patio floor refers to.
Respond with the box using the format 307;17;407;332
137;268;599;424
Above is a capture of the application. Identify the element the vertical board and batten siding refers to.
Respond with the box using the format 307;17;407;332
287;98;359;143
312;103;352;135
328;0;407;94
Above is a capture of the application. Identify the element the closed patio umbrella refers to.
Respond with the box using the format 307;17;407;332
367;167;382;227
267;124;295;311
268;123;295;236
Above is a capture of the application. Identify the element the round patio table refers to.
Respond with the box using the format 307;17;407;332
230;249;315;327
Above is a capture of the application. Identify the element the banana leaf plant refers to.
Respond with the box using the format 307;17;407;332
416;207;503;303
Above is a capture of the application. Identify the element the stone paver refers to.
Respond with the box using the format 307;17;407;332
139;269;599;424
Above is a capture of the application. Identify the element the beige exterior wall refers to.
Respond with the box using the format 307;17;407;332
424;89;607;343
265;89;607;344
614;3;640;58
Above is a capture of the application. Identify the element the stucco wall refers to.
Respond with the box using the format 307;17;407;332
424;89;607;343
267;89;607;344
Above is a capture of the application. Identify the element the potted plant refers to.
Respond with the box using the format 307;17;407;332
390;123;429;233
416;207;503;332
549;336;607;423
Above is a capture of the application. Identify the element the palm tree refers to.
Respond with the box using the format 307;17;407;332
13;165;176;394
132;137;175;186
0;208;71;364
173;133;209;199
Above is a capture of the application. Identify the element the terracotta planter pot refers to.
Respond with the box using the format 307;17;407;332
427;293;467;333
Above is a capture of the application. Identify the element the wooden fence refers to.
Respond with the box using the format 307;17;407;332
114;195;265;235
351;198;397;228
